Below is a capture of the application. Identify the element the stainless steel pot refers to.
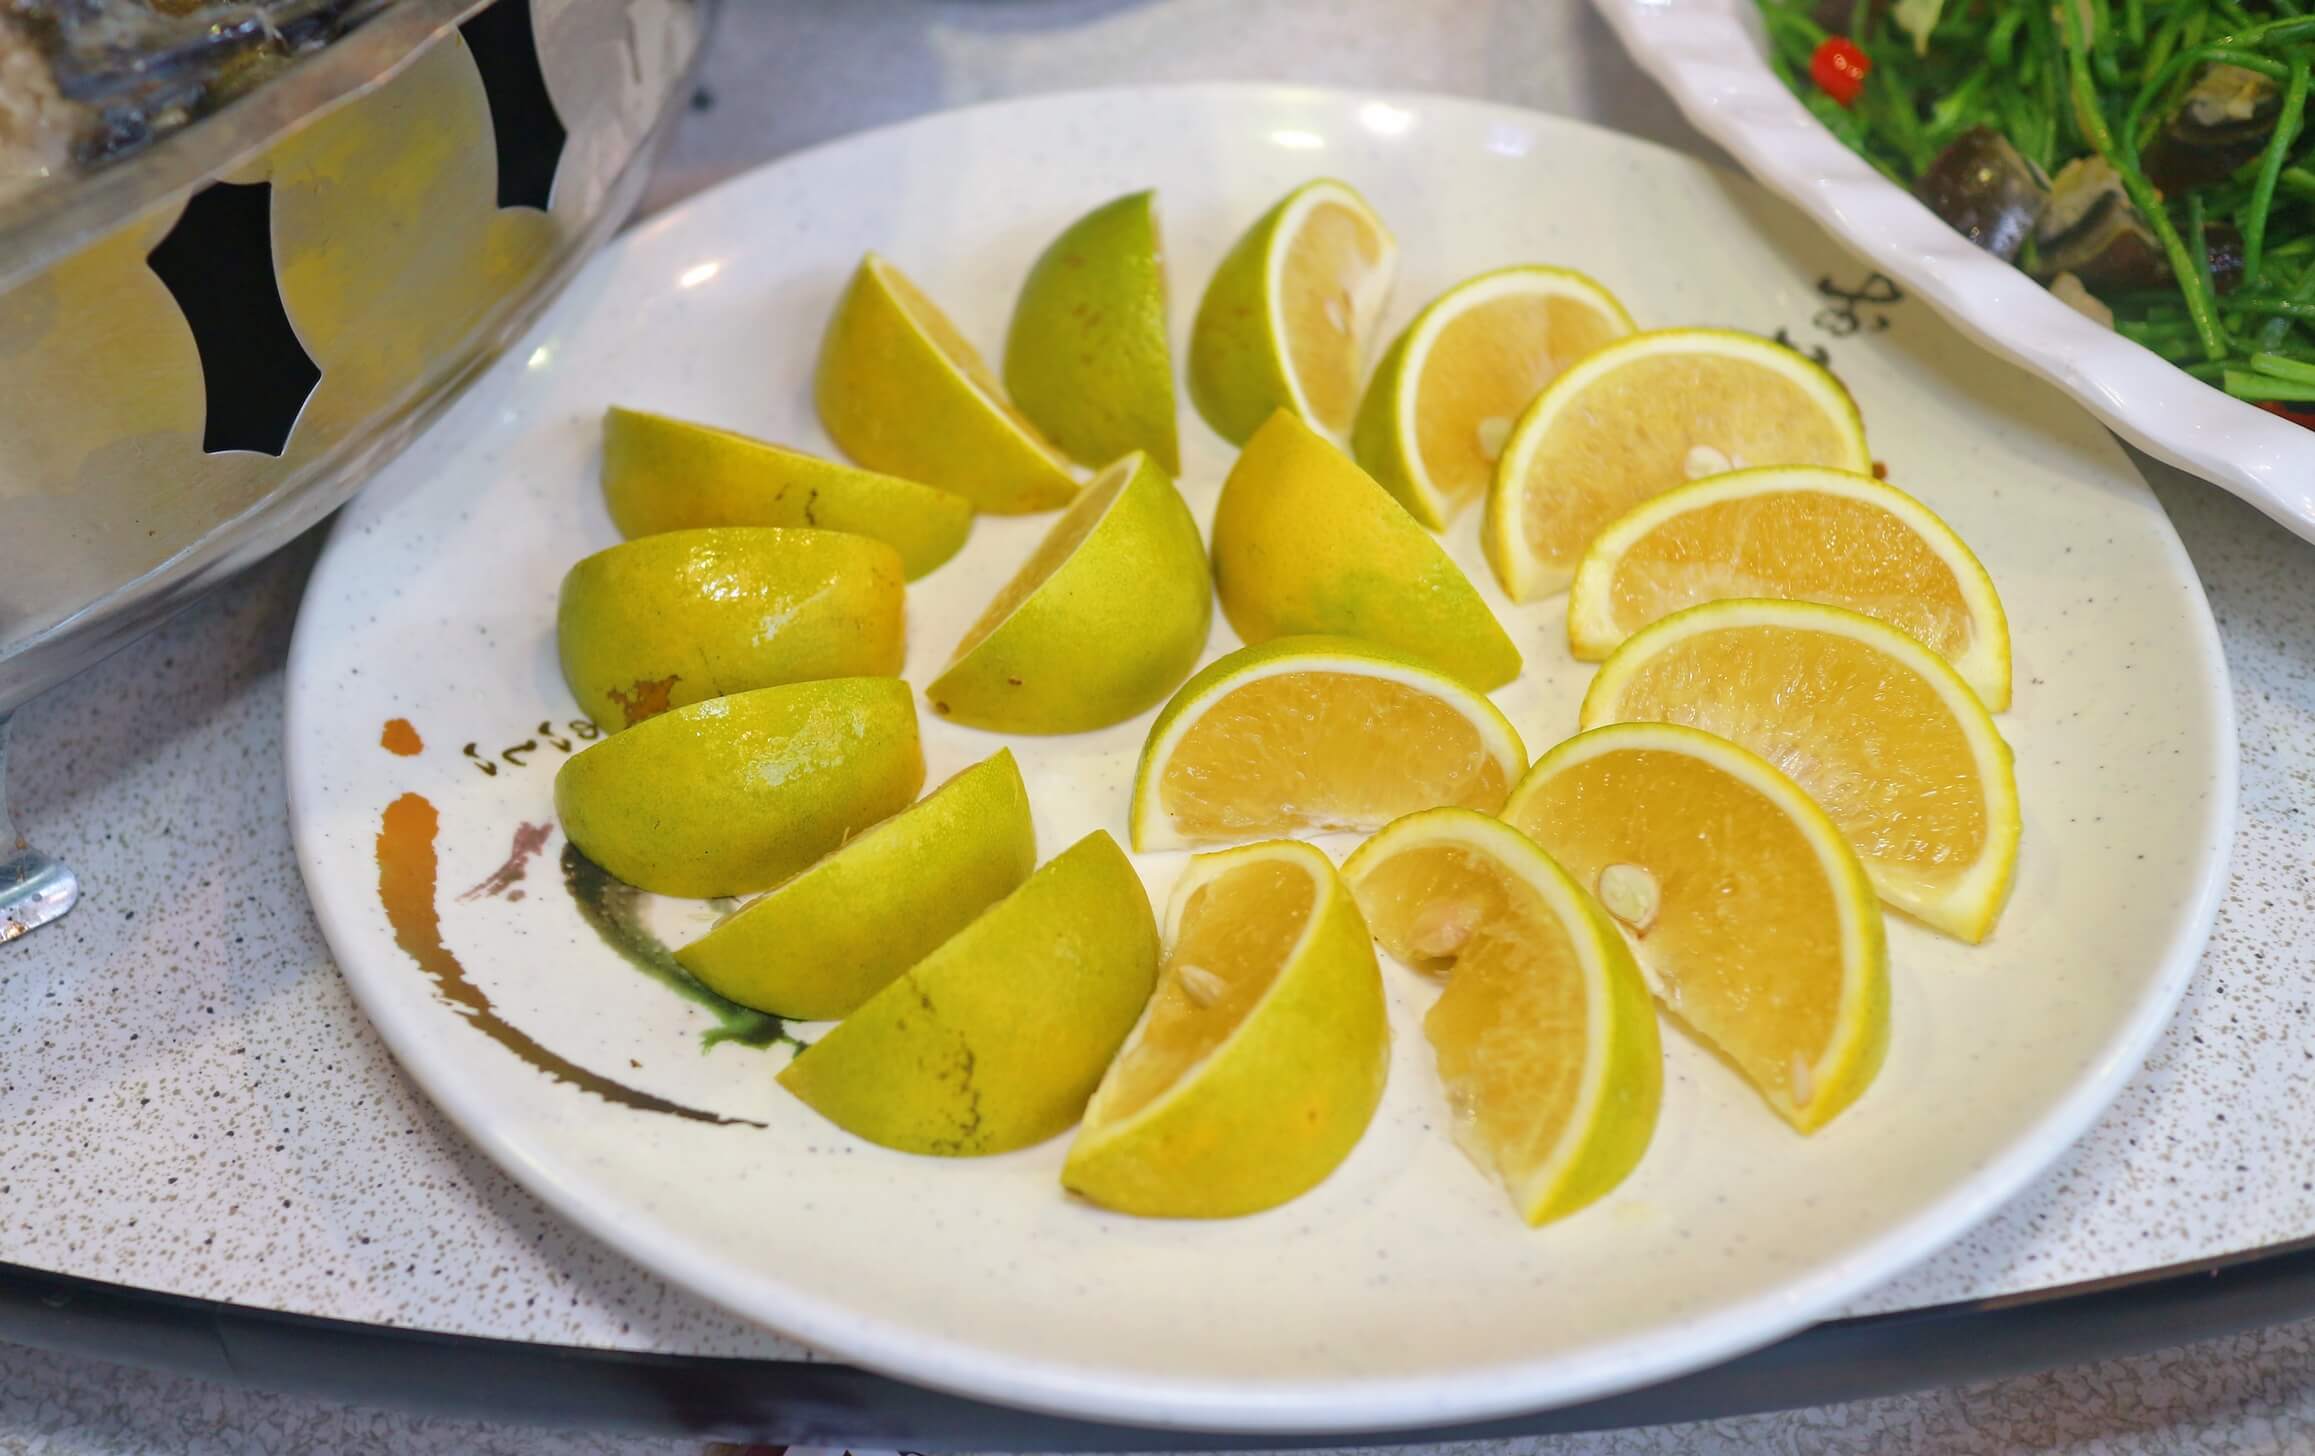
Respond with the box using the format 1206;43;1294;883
0;0;710;938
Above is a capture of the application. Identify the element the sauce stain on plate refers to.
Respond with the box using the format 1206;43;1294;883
380;718;424;756
459;821;553;903
374;792;761;1127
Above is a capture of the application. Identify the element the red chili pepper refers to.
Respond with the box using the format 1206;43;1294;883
1811;37;1872;108
2256;401;2315;432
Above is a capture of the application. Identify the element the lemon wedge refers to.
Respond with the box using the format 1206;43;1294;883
1130;636;1526;852
556;527;905;732
816;253;1078;514
1212;409;1520;690
927;451;1210;734
1342;808;1660;1225
1484;329;1871;601
554;678;923;899
599;407;973;579
1063;839;1387;1217
676;751;1036;1020
1580;598;2021;942
777;831;1159;1156
1502;722;1888;1133
1004;190;1180;474
1568;465;2011;710
1352;266;1634;529
1189;178;1397;444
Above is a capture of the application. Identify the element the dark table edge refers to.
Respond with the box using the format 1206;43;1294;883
0;1235;2309;1448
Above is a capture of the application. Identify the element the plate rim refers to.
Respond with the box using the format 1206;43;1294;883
1587;0;2315;544
284;81;2242;1434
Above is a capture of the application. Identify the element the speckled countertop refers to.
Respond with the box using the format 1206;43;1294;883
4;0;2313;1392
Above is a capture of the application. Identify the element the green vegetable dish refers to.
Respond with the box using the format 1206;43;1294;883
1760;0;2315;424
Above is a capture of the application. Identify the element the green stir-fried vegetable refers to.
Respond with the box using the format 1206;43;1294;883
1760;0;2315;416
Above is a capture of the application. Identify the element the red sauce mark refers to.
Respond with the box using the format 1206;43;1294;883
380;718;424;756
458;821;554;902
606;675;680;727
374;793;757;1127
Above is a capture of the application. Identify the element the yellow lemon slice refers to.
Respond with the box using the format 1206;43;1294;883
1004;190;1181;474
1063;839;1387;1218
599;407;973;580
1212;409;1521;690
1130;636;1526;852
1352;266;1635;530
1580;598;2021;942
1567;465;2011;711
1189;178;1398;444
676;751;1036;1020
777;831;1160;1156
815;252;1078;514
1501;722;1888;1134
554;678;923;900
1484;329;1871;601
927;452;1211;734
556;527;905;732
1342;808;1660;1226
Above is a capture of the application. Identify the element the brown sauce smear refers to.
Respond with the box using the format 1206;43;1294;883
380;718;424;756
374;793;759;1127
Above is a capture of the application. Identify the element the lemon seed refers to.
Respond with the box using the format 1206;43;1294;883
1476;415;1512;462
1175;962;1227;1007
1597;862;1660;933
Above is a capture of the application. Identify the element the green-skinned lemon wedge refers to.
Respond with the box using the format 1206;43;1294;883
554;678;923;899
1004;191;1180;474
816;253;1078;514
1350;266;1632;529
557;526;904;731
927;451;1210;734
676;751;1036;1020
1188;178;1397;444
1211;409;1519;690
1062;839;1387;1218
778;832;1159;1156
600;407;972;579
1343;808;1660;1226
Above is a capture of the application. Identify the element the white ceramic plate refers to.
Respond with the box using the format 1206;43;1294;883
1593;0;2315;544
286;86;2236;1433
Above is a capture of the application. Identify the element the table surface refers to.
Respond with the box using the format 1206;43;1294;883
2;1317;2314;1456
5;0;2314;1404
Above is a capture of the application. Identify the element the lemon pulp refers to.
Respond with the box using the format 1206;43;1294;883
1091;860;1313;1123
1064;840;1387;1218
952;457;1128;662
1358;843;1587;1176
1610;624;1984;887
1523;354;1855;570
1583;606;2015;938
1416;293;1626;511
1604;490;1976;661
1158;671;1512;840
1508;747;1845;1116
879;261;1054;450
1282;199;1391;430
